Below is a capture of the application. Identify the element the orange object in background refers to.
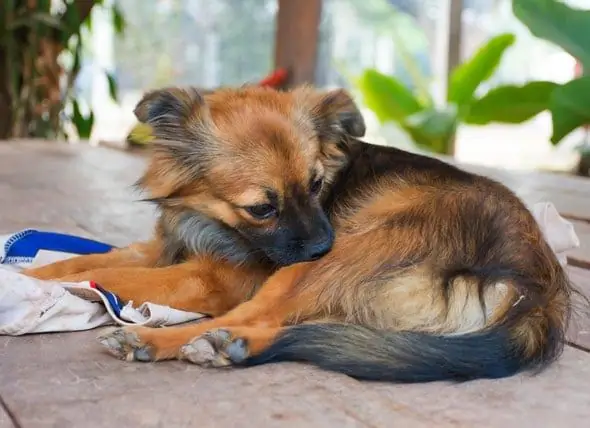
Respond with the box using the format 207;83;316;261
258;68;288;88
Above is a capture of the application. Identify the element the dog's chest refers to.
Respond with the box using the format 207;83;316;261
159;212;254;265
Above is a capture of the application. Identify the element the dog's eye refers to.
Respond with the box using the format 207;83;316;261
245;204;277;219
310;177;324;195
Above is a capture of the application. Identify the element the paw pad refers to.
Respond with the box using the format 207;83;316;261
179;329;249;367
97;328;155;362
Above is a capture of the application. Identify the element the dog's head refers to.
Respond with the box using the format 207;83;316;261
135;85;365;266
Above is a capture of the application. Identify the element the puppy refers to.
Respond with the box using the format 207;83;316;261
25;85;573;383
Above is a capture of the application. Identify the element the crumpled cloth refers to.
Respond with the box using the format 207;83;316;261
531;202;580;265
0;202;580;336
0;232;206;336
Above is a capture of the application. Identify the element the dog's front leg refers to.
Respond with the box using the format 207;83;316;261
22;241;161;280
97;262;317;362
56;260;260;316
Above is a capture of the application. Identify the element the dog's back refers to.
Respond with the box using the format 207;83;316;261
248;141;573;382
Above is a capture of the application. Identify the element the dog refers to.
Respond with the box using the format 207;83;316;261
24;85;573;383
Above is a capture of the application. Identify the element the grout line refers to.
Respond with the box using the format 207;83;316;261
567;341;590;354
0;395;22;428
567;257;590;271
562;214;590;225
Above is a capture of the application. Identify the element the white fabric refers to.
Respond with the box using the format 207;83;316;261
531;202;580;266
0;250;207;336
0;201;580;336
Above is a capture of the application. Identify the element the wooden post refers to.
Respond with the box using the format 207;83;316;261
274;0;323;88
446;0;463;89
434;0;463;155
446;0;463;156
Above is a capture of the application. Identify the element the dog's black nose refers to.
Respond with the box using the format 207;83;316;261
308;240;333;260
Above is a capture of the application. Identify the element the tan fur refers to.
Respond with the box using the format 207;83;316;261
23;85;572;381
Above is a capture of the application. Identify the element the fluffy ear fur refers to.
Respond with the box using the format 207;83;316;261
134;87;206;123
133;87;215;198
292;87;366;142
292;87;366;185
311;89;366;139
133;87;213;140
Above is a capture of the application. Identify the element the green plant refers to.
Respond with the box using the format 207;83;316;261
355;0;590;156
355;33;534;154
0;0;125;140
513;0;590;145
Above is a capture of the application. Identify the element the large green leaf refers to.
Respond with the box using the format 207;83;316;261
404;106;458;154
513;0;590;71
356;69;424;124
464;81;557;125
549;76;590;145
448;33;515;107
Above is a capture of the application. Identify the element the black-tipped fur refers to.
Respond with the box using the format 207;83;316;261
244;318;563;383
244;258;571;383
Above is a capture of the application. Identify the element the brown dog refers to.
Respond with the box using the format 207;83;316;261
24;85;573;383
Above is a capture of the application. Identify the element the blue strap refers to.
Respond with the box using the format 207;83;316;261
1;229;114;264
93;283;125;317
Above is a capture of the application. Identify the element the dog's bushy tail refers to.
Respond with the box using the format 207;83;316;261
244;265;572;383
243;319;562;383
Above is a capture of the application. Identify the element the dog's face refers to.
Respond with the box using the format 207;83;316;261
135;85;365;266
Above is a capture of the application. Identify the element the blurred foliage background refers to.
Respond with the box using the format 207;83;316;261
1;0;588;175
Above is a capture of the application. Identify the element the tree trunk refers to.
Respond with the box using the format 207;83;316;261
0;0;97;140
0;47;12;139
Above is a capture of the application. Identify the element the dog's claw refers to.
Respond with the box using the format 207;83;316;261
180;337;218;365
133;347;153;362
98;328;155;362
179;329;249;367
225;338;249;363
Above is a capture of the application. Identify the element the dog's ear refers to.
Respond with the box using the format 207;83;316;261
133;87;211;134
312;89;366;138
295;88;365;140
293;87;365;185
133;87;215;195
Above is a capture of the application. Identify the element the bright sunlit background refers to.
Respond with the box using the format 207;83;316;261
79;0;589;173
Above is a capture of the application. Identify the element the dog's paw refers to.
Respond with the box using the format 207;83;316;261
98;327;156;362
179;329;249;367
